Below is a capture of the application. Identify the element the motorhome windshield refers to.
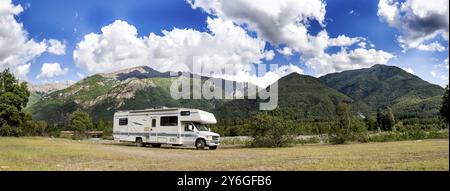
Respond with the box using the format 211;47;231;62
194;123;209;131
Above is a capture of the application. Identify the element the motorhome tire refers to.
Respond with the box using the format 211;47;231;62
136;138;144;147
196;139;206;150
209;146;217;150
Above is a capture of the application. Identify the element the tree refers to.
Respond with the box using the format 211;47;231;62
328;103;352;144
440;85;449;125
67;111;93;139
328;103;368;144
364;116;377;131
0;69;30;136
380;107;395;131
376;108;382;132
248;109;295;147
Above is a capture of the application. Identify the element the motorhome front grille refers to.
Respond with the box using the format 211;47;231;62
212;136;219;141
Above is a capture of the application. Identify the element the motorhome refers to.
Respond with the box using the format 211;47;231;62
113;107;220;150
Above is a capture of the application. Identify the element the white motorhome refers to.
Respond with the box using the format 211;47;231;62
113;107;220;150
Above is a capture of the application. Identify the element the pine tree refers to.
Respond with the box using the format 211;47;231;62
376;108;382;132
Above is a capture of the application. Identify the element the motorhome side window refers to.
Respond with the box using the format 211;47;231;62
119;118;128;126
160;116;178;126
152;119;156;127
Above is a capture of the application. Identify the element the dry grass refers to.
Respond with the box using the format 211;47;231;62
0;137;448;171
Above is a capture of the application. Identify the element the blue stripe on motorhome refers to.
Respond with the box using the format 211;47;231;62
113;132;198;137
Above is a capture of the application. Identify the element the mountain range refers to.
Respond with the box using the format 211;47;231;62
27;64;445;124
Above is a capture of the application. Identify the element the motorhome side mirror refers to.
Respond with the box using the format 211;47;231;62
208;128;211;132
188;125;193;131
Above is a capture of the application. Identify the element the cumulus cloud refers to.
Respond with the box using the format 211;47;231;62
328;35;362;47
74;0;395;83
0;0;47;79
378;0;449;51
188;0;327;56
277;47;293;57
73;20;150;74
45;39;66;55
37;62;69;79
306;48;394;76
74;18;274;84
218;64;304;87
188;0;394;75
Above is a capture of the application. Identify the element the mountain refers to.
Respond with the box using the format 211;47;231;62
28;66;244;123
28;64;444;124
319;64;445;119
214;73;354;121
27;81;74;94
24;81;74;109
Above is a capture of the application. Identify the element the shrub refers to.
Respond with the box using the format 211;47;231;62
428;130;449;139
248;110;296;147
67;111;93;140
295;136;321;145
0;124;22;137
328;103;368;144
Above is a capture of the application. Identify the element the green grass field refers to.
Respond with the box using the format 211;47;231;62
0;137;448;171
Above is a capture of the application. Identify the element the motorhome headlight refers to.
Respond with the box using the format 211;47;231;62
206;135;213;141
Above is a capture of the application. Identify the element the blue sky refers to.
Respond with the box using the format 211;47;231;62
3;0;449;86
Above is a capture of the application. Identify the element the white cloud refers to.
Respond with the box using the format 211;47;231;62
328;35;362;47
46;39;66;55
37;62;69;79
378;0;449;51
189;0;394;75
14;63;30;78
218;64;304;87
358;42;367;48
74;0;395;83
188;0;326;53
77;72;85;79
402;67;415;74
74;18;274;85
440;74;449;80
306;48;394;76
416;42;446;52
431;70;437;77
277;47;293;57
0;0;47;79
73;20;150;74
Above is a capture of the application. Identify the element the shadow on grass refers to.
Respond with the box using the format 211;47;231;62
102;141;249;150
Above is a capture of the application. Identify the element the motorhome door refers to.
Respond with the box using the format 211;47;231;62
183;122;196;146
149;117;157;142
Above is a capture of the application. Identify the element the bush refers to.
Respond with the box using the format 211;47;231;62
428;130;449;139
294;136;321;145
20;119;60;137
367;129;448;142
248;110;296;147
0;124;22;137
328;103;368;144
67;111;93;140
